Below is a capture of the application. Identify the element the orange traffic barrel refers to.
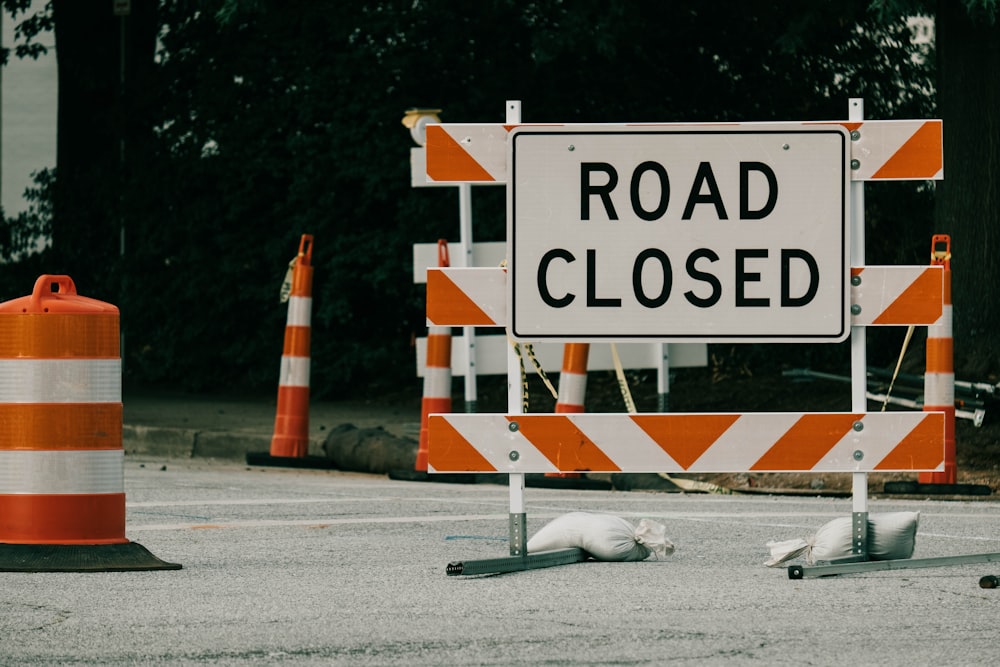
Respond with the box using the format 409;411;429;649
0;275;180;572
270;234;315;458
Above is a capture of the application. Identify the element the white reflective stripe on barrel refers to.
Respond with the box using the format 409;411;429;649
0;359;121;403
0;449;124;494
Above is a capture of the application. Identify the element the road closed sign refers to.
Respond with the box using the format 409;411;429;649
508;125;851;342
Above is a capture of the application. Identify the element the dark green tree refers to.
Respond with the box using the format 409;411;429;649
4;0;995;396
931;0;1000;376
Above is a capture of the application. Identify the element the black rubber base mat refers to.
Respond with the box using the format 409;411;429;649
245;452;338;469
0;542;182;572
883;481;992;496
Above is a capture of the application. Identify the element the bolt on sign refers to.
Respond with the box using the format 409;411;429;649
507;125;851;342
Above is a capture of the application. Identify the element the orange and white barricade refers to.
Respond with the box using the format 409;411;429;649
0;275;180;572
428;411;944;474
270;234;315;458
416;240;454;471
424;119;943;185
920;234;956;484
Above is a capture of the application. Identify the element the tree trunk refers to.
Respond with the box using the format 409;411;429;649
934;1;1000;378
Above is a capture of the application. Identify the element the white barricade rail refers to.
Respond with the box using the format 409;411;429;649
428;412;944;474
422;119;943;185
425;265;944;330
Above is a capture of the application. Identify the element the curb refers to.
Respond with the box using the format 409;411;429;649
123;425;325;461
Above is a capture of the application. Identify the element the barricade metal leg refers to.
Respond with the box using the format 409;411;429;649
509;473;526;556
789;552;1000;579
447;548;587;576
852;510;868;557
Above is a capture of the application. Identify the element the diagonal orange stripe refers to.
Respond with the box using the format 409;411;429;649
425;125;495;182
871;121;942;179
873;268;942;325
631;414;739;470
875;413;944;471
426;416;497;472
751;414;860;471
512;415;620;472
427;271;496;325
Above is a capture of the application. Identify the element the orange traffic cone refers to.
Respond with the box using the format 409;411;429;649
920;234;956;485
417;240;453;472
270;234;315;458
555;343;590;415
546;343;590;479
0;275;180;572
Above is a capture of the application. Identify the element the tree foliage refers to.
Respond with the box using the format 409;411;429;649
5;0;994;397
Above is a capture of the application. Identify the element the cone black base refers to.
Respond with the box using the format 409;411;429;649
245;452;338;469
0;542;182;572
883;481;992;496
388;469;480;484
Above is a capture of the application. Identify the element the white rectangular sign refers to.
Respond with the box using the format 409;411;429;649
508;125;851;342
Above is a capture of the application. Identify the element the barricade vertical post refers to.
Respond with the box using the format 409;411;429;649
849;98;869;559
657;344;671;412
417;240;454;472
458;183;479;413
506;99;527;558
0;275;180;572
270;234;314;459
920;234;956;484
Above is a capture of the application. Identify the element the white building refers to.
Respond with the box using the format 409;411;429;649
1;2;57;217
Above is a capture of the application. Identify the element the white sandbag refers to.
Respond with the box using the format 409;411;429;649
527;512;675;562
763;538;811;567
765;511;920;567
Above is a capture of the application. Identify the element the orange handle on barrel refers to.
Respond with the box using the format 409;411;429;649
29;275;78;312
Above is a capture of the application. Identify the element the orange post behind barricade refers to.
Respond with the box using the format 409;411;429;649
547;343;590;478
270;234;315;458
417;240;454;471
920;234;956;484
0;275;179;571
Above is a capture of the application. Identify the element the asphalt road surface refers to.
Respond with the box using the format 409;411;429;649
3;457;1000;666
